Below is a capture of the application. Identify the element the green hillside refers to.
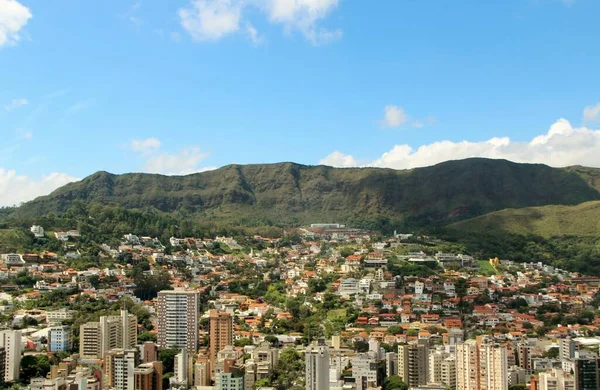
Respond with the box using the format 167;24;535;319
449;200;600;237
10;158;600;229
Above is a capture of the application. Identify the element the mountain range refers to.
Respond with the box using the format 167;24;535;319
9;158;600;232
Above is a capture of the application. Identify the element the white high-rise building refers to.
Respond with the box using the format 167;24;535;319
305;344;329;390
104;349;137;390
0;330;21;382
156;290;199;355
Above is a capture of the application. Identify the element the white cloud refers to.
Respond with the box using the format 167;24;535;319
380;105;435;129
66;99;93;114
23;131;32;139
4;97;28;110
178;0;341;45
583;103;600;123
129;138;161;154
178;0;242;41
0;0;31;47
380;105;409;128
128;138;213;175
319;151;359;168
245;22;264;45
262;0;341;45
143;147;211;175
320;119;600;169
0;169;79;207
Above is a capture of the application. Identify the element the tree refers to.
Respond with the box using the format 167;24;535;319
383;375;409;390
455;278;468;298
234;338;253;347
20;355;51;382
274;347;305;390
138;332;157;343
353;340;369;353
387;325;403;335
264;335;279;346
308;278;327;294
159;349;180;374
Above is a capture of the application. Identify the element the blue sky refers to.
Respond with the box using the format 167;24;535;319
1;0;600;205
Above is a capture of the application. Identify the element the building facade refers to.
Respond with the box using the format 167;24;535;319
157;290;199;355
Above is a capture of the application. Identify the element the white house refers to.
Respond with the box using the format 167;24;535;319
30;225;45;238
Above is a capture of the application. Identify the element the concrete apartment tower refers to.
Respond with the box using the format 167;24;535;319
79;310;137;361
456;340;508;390
398;342;429;388
305;343;329;390
0;330;21;382
208;309;233;376
104;349;138;390
156;290;199;355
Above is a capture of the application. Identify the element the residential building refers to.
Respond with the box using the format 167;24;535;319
79;310;137;361
46;308;75;326
538;368;576;390
0;347;6;383
30;225;44;238
337;278;360;296
573;351;598;390
398;342;429;387
218;367;245;390
517;343;533;374
456;340;508;390
441;356;456;389
140;342;159;363
385;352;398;377
157;290;199;355
305;343;329;390
352;353;379;389
104;349;138;390
209;309;233;376
0;330;21;382
134;361;163;390
48;325;71;353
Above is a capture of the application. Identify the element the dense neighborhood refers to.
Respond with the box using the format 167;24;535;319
0;223;599;390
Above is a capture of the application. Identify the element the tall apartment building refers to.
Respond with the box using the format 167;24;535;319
398;342;429;388
559;339;577;361
0;347;6;383
573;351;598;390
48;326;71;353
0;330;21;382
480;343;508;390
156;290;199;355
456;340;508;390
517;343;533;374
429;348;450;384
305;344;329;390
441;356;456;389
385;352;397;378
104;349;138;390
79;310;137;361
134;361;163;390
456;340;479;390
140;342;159;363
352;353;379;389
209;309;233;374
